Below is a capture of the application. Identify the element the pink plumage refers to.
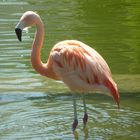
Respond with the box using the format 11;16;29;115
15;11;120;131
51;40;119;105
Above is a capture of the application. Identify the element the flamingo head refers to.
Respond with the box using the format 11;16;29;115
15;11;40;41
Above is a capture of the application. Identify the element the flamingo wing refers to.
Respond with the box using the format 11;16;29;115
50;40;109;87
50;40;119;106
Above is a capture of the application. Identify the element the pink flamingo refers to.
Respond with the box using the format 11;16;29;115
15;11;120;131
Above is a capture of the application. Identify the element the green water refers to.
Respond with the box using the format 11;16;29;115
0;0;140;139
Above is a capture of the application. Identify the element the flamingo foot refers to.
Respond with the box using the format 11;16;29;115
72;119;78;131
83;113;88;126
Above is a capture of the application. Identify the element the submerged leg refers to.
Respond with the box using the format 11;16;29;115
83;95;88;126
72;94;78;131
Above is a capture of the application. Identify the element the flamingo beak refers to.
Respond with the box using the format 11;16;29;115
15;28;22;42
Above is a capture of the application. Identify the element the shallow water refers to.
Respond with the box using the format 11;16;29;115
0;0;140;139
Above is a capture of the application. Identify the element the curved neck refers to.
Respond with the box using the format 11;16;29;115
31;18;46;76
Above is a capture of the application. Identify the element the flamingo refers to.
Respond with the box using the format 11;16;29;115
15;11;120;131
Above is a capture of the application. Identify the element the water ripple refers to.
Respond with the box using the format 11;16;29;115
0;0;140;139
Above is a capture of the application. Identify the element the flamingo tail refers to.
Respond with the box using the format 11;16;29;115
104;78;120;109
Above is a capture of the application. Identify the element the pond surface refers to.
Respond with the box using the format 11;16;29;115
0;0;140;139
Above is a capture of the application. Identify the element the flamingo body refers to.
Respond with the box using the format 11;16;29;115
51;40;111;91
50;40;119;104
15;11;120;131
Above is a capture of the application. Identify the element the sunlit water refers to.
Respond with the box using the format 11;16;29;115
0;0;140;139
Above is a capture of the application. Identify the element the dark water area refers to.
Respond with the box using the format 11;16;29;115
0;0;140;139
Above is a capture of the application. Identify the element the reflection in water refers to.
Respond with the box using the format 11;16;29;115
73;130;79;140
73;124;89;140
1;93;140;139
0;0;140;139
83;126;89;140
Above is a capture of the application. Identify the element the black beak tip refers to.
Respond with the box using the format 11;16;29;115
15;28;22;42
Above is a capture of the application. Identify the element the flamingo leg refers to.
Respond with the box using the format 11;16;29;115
83;95;88;126
72;94;78;131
